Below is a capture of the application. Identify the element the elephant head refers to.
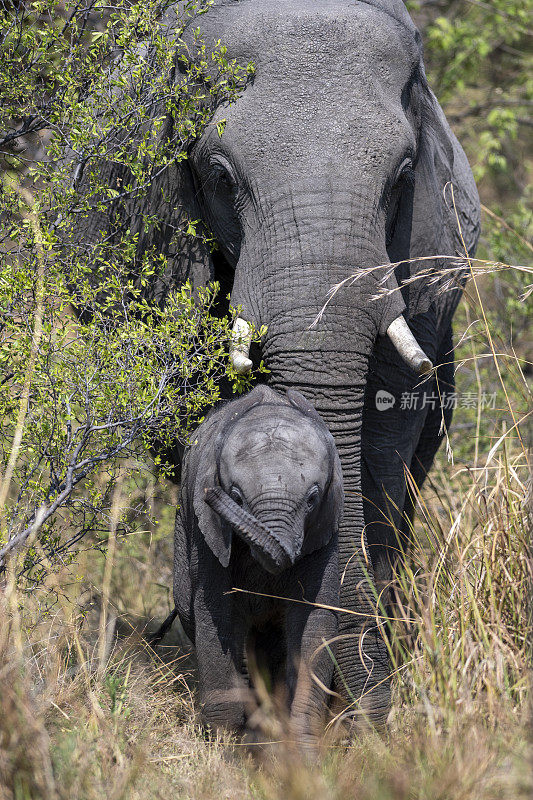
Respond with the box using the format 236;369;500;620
81;0;480;725
193;386;343;576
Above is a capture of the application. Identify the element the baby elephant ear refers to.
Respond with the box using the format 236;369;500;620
287;389;344;551
305;445;344;556
191;413;232;567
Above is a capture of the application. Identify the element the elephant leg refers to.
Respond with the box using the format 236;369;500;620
362;326;455;591
286;543;338;754
286;605;337;756
173;510;194;642
362;310;442;592
400;328;456;549
361;404;427;594
193;585;248;735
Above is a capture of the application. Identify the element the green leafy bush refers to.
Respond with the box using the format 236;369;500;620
0;0;255;578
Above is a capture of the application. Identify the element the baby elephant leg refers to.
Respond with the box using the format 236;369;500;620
286;605;337;755
193;586;247;735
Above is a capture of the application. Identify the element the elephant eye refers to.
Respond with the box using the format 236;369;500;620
394;158;415;186
208;157;237;192
230;486;244;507
386;165;415;250
212;165;234;190
306;486;321;512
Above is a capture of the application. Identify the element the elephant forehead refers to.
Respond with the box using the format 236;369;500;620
187;0;419;170
221;412;329;470
188;0;420;79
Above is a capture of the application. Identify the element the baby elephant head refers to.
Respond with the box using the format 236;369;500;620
194;386;343;575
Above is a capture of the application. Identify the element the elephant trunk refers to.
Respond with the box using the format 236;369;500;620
227;183;421;726
204;487;294;575
265;336;391;727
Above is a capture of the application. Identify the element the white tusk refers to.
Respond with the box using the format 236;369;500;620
230;318;253;375
386;316;433;375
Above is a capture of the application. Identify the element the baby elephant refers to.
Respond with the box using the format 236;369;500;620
172;385;343;750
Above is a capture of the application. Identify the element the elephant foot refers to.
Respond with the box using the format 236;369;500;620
199;689;248;739
288;716;322;761
329;692;391;739
341;704;390;736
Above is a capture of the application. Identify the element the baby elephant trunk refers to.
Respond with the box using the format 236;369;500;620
204;487;294;575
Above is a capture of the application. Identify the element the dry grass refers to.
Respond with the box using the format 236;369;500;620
1;423;531;798
0;266;531;799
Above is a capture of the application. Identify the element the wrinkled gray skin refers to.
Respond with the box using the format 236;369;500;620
175;385;342;750
81;0;480;727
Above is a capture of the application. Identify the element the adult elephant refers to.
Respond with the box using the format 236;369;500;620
81;0;480;727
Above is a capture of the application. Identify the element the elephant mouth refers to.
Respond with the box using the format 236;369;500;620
205;486;297;575
230;313;433;376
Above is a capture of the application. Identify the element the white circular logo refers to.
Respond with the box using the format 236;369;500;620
375;390;396;411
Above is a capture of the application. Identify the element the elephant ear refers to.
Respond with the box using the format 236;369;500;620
287;390;344;553
193;386;281;567
73;15;214;307
398;78;481;320
189;409;232;567
305;445;344;556
128;158;214;304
